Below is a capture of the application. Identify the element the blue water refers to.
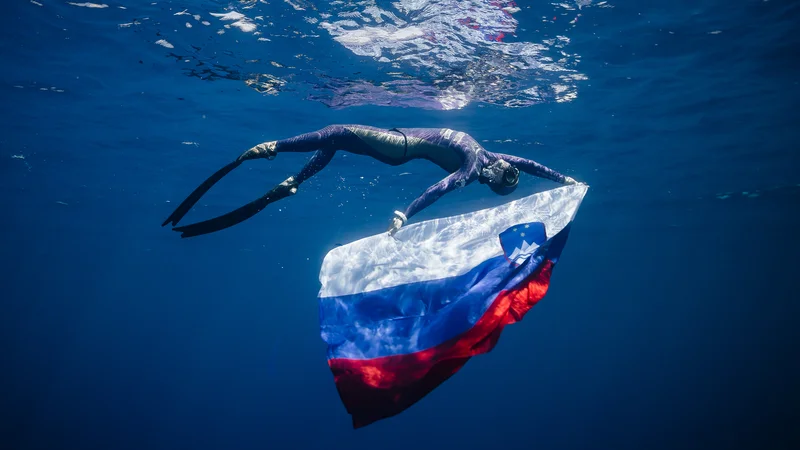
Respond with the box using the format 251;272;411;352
2;0;799;449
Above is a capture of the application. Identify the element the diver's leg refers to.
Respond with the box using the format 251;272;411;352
238;125;348;161
267;147;337;198
293;148;336;184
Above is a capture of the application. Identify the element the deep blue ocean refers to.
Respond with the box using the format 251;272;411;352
2;1;799;449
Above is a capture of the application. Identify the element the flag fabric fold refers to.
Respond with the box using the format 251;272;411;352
317;184;588;428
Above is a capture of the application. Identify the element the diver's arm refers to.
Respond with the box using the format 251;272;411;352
405;171;469;219
388;171;469;234
494;153;576;184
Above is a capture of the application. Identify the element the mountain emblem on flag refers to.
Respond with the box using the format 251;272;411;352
499;221;547;266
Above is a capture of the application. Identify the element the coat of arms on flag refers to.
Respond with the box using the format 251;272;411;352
499;221;547;266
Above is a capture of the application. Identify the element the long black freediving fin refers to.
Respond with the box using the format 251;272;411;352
162;160;243;227
171;180;297;238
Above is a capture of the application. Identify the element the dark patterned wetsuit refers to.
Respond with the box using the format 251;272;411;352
273;124;569;221
163;124;574;238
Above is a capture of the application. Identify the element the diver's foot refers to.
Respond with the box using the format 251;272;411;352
238;141;277;161
278;176;299;195
260;176;298;206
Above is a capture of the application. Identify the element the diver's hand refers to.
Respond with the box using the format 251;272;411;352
388;217;403;236
387;210;407;236
237;141;277;162
563;176;578;185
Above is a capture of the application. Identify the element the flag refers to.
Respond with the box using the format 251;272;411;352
317;183;588;428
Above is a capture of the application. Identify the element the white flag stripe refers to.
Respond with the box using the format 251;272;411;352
318;184;589;298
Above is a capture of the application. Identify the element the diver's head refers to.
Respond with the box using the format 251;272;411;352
479;158;519;196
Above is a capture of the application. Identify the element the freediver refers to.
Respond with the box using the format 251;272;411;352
162;125;579;238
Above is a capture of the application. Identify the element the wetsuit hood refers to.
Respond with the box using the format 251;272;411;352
479;158;519;195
